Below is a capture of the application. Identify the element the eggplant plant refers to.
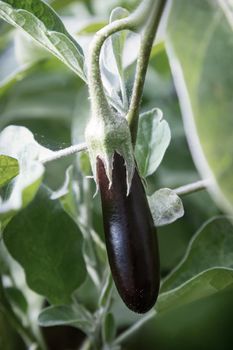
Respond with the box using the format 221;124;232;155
0;0;232;349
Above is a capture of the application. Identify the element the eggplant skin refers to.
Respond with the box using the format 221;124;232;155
97;152;160;313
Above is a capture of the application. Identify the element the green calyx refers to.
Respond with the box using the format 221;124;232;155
85;110;135;195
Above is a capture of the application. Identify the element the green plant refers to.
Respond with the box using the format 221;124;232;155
0;0;232;349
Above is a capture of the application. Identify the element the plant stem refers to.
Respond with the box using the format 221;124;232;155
80;337;92;350
174;179;211;196
113;309;156;346
0;277;45;350
82;177;102;288
41;143;88;164
87;0;155;122
127;0;168;144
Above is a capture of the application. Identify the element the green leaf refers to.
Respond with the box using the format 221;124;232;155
99;7;131;112
157;217;233;312
3;186;86;304
0;155;19;188
0;61;36;98
0;125;53;224
148;188;184;226
0;19;45;97
110;7;129;109
157;268;233;313
5;286;28;314
77;20;107;35
0;0;85;80
51;165;77;219
51;163;106;287
135;108;171;177
0;125;53;161
38;304;93;333
100;39;124;112
146;42;199;193
166;0;233;214
50;166;73;199
72;86;90;144
50;0;79;11
15;30;50;65
110;7;129;77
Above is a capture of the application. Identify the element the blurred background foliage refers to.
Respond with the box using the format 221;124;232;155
0;0;233;349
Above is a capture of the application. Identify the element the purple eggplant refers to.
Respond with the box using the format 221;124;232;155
97;152;160;313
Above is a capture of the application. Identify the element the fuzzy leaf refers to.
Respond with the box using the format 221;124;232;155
157;217;233;312
0;125;53;161
110;7;129;77
166;0;233;214
0;125;53;224
38;304;93;333
135;108;171;177
15;30;50;65
148;188;184;226
50;165;77;218
0;155;19;188
0;0;85;80
157;268;233;313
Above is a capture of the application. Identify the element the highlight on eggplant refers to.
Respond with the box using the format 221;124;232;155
97;152;160;313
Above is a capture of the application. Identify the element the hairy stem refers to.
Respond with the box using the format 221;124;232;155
41;143;88;164
87;0;155;122
174;179;211;196
127;0;168;144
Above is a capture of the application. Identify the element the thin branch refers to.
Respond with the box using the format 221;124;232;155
174;179;211;197
127;0;168;144
41;143;88;164
113;309;156;346
0;278;45;349
79;338;92;350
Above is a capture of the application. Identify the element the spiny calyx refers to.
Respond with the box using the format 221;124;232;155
85;111;135;195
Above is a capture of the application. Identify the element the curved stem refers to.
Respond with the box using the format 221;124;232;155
127;0;168;144
87;0;155;122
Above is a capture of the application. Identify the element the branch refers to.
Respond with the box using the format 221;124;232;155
127;0;168;144
113;309;156;346
0;278;45;349
41;143;88;164
174;179;211;196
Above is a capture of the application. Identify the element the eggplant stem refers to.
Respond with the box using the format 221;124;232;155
87;0;157;122
127;0;168;145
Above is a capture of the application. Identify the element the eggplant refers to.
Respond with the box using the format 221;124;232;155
97;152;160;313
